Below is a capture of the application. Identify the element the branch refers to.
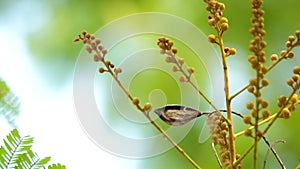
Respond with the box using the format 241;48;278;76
74;31;202;169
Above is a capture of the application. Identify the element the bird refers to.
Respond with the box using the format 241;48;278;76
154;104;210;126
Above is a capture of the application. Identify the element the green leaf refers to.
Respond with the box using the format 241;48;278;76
0;80;9;99
0;129;53;169
0;78;20;127
48;163;66;169
0;129;34;168
36;157;51;168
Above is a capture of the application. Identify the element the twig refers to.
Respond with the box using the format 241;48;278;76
230;38;299;102
157;38;230;124
212;142;223;169
75;32;202;169
230;85;249;101
234;113;276;138
262;89;298;135
218;28;236;167
262;136;286;169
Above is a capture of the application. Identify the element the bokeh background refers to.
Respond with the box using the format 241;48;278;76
0;0;300;168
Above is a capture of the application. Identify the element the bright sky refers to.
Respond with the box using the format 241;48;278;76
0;2;139;168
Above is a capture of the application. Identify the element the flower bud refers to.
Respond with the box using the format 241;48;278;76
243;116;252;124
172;66;178;72
287;52;294;59
293;66;300;74
261;100;269;108
247;86;255;93
102;49;108;55
178;58;184;65
261;79;269;87
229;48;236;55
246;102;254;110
278;95;287;103
262;110;270;119
287;78;294;86
93;54;102;62
172;48;178;54
188;67;195;74
270;54;278;62
85;46;93;53
132;97;140;105
82;30;87;35
280;50;287;57
99;67;106;73
281;108;291;119
144;103;152;112
114;67;122;74
292;74;299;82
250;78;257;86
208;34;217;43
179;76;186;82
291;94;298;103
244;129;252;137
105;60;111;67
220;17;228;24
220;23;229;32
95;38;101;44
208;18;216;26
288;35;295;42
295;30;300;37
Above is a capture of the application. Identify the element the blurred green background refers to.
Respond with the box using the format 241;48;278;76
0;0;300;168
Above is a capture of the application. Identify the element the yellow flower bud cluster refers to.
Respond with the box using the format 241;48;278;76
275;67;300;119
157;37;195;83
74;30;123;77
287;66;300;90
132;97;152;113
248;0;268;81
207;112;241;168
270;30;300;64
204;0;229;34
245;98;270;123
74;30;107;62
224;47;237;57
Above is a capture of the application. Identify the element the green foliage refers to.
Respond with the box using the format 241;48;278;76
48;164;66;169
0;79;20;127
0;129;65;169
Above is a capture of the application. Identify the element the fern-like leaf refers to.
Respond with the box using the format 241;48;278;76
0;129;52;169
0;79;20;127
36;157;51;168
14;151;51;169
0;129;32;168
48;163;66;169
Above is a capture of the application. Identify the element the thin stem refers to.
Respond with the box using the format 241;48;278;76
262;137;286;169
230;43;298;101
268;44;296;72
102;58;202;169
253;81;260;169
170;51;220;112
234;113;276;138
165;50;230;124
218;33;236;166
234;90;297;167
145;114;202;169
230;85;249;101
75;34;203;169
212;142;223;169
262;89;297;135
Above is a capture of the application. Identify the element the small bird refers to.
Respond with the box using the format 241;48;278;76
154;105;242;126
154;104;210;126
